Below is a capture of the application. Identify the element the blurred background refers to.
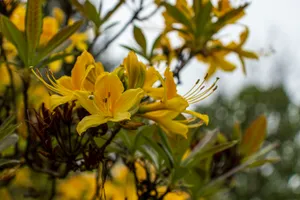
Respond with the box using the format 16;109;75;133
39;0;300;199
88;0;300;199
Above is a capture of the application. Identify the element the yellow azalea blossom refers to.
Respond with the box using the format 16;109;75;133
32;51;104;110
75;73;144;135
115;52;163;98
140;67;216;137
10;4;26;31
39;17;59;46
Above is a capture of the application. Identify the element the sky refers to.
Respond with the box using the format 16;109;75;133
93;0;300;106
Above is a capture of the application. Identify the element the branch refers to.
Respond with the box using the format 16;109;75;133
94;1;145;57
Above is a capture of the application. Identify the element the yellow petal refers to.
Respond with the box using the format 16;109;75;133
50;94;75;110
111;112;131;122
77;114;107;135
114;88;144;114
57;76;72;90
123;52;146;89
164;67;177;99
142;110;188;138
144;67;158;88
71;50;95;90
94;73;124;111
184;110;209;125
74;91;99;115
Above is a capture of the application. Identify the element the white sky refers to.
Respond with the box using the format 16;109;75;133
93;0;300;105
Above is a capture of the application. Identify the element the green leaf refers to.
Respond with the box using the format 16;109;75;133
0;115;18;141
26;0;43;65
71;0;101;29
150;34;162;58
0;134;19;152
36;52;77;68
157;127;174;168
181;141;238;168
121;45;146;58
133;26;147;54
102;1;124;23
163;3;193;32
84;0;101;28
239;115;267;157
247;158;280;168
36;20;83;63
213;4;248;31
195;1;213;38
180;129;218;166
0;15;27;64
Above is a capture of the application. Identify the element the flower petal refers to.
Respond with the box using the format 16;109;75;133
184;110;209;125
94;73;124;111
111;112;131;122
57;76;72;90
74;91;99;115
50;94;75;110
76;114;107;135
114;88;144;113
71;51;95;90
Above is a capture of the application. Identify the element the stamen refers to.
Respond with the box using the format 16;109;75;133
188;85;218;104
186;77;219;104
88;95;95;100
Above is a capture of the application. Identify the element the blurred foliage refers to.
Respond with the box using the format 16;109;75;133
197;85;300;199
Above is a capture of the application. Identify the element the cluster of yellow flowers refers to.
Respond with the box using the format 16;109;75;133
3;4;87;72
32;51;217;138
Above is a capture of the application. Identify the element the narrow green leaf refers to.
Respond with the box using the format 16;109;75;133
102;0;124;23
180;129;218;166
157;127;174;167
36;52;77;68
0;15;27;64
0;115;18;141
181;141;238;167
84;0;101;28
195;1;212;38
163;3;193;32
121;45;146;58
26;0;43;65
133;26;147;54
0;134;19;152
71;0;101;29
36;20;83;62
150;34;162;58
213;4;248;31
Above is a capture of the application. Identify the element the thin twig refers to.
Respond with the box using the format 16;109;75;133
94;1;145;57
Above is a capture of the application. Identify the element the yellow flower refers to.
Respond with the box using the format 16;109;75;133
10;4;26;31
39;17;59;46
32;51;104;110
75;73;144;135
140;68;216;137
122;52;146;89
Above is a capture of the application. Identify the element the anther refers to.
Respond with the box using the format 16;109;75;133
88;95;95;100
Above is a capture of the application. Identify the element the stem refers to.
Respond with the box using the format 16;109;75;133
0;36;18;155
48;176;56;200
